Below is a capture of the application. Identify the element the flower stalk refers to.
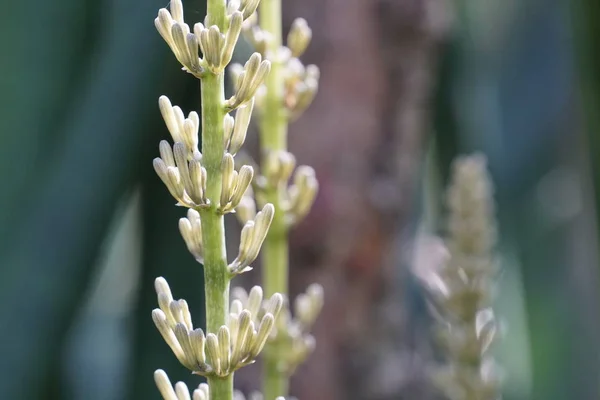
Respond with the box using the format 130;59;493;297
230;3;322;398
415;154;503;400
150;0;284;398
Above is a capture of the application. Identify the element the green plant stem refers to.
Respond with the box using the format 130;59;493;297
264;349;289;400
207;0;227;30
200;70;229;331
262;211;288;296
259;0;287;152
262;213;289;399
199;53;233;399
207;375;234;400
259;1;291;399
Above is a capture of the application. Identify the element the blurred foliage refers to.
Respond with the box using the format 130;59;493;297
432;0;600;399
0;0;206;398
574;0;600;267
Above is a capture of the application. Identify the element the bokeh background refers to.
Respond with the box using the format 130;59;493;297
1;0;599;399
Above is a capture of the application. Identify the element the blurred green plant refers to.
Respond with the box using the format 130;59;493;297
433;1;600;399
0;0;197;397
415;155;502;400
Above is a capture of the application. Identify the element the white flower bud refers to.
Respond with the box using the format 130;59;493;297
287;18;312;57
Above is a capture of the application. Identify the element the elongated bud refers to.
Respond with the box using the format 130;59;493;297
152;309;188;366
189;328;206;365
154;370;179;400
179;209;203;262
158;97;200;156
223;113;235;148
246;286;263;317
220;153;236;207
198;25;224;70
291;74;319;119
218;326;231;373
169;0;184;23
264;150;296;186
247;203;274;258
250;313;275;358
154;159;180;201
193;383;210;400
155;10;175;46
231;310;252;366
227;0;241;15
235;195;257;225
159;140;176;166
239;320;255;360
266;293;284;318
173;142;193;192
188;160;207;204
171;23;188;55
229;63;244;91
185;33;201;72
287;165;318;224
287;18;312;57
166;167;184;200
229;98;254;155
228;166;254;210
174;323;197;369
159;97;180;142
294;283;324;329
221;12;243;67
205;333;221;375
228;204;274;274
240;0;260;20
226;53;271;110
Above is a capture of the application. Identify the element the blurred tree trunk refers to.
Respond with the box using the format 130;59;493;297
236;1;451;398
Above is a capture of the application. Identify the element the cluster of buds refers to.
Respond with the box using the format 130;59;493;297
176;204;275;275
159;96;201;158
152;278;283;377
218;153;255;213
154;111;275;273
233;16;319;120
234;151;319;226
227;204;275;274
155;0;264;76
153;140;208;209
224;99;254;156
156;0;270;107
233;284;323;375
227;54;272;110
415;154;502;400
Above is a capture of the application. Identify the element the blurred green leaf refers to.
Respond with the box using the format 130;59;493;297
0;0;203;397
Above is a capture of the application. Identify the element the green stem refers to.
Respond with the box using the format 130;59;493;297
263;354;289;400
207;0;227;30
259;0;287;152
199;52;232;399
259;0;290;399
200;69;229;334
207;375;234;400
262;204;289;400
262;209;288;296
